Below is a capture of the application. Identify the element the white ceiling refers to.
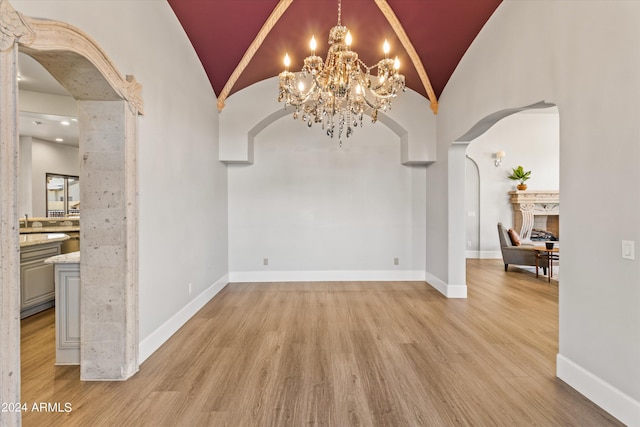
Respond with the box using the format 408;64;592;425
18;53;79;147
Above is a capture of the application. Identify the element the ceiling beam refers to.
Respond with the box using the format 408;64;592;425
373;0;438;114
217;0;294;111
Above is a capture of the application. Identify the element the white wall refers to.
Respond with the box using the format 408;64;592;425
19;90;77;117
228;107;427;281
13;1;229;356
435;1;640;424
221;72;432;282
465;109;559;257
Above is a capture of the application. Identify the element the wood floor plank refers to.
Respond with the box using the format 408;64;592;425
20;260;624;426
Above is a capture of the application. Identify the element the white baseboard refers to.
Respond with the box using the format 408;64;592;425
139;274;229;364
229;270;426;283
557;353;640;427
466;250;501;259
424;271;467;298
230;270;467;299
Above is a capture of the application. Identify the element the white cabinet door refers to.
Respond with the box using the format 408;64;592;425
55;264;81;365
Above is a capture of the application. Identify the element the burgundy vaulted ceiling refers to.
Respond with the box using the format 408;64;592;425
168;0;501;110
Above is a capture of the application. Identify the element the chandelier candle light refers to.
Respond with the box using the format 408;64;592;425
278;0;405;145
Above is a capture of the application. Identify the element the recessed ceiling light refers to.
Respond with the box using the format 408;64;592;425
60;120;70;126
55;138;64;142
71;118;78;122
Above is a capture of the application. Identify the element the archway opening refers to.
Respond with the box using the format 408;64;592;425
464;106;560;264
447;101;559;292
1;7;142;420
16;36;141;378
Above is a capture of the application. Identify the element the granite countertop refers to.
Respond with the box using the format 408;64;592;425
44;251;80;264
20;226;79;234
19;233;70;248
19;217;79;234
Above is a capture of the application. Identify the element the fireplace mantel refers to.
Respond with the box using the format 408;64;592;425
508;190;559;240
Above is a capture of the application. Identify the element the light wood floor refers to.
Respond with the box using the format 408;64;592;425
21;259;622;426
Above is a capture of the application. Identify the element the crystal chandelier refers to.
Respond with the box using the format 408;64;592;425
277;0;405;145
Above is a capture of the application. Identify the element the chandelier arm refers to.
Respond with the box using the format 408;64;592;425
310;74;326;91
283;90;311;106
368;91;398;100
367;81;402;95
363;96;379;110
282;79;318;106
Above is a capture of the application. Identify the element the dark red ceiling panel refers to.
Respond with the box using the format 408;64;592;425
168;0;281;96
389;0;502;99
168;0;502;102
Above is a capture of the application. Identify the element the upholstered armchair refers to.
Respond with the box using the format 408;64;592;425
497;222;547;274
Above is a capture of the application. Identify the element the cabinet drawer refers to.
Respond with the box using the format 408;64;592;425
21;245;60;261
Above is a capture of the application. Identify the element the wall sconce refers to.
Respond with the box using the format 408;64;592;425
494;150;506;167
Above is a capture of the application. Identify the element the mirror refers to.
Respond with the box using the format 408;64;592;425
46;173;80;217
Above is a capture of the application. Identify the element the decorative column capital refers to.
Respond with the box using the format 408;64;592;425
0;0;35;51
125;75;144;116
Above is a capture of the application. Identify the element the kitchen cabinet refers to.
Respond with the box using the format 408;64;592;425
19;233;69;318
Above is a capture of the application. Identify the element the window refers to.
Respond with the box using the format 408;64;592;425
46;173;80;217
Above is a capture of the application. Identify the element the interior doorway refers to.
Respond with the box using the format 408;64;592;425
463;106;560;262
1;4;142;421
17;50;81;375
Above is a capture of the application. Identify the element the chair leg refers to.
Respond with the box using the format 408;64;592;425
504;264;508;272
543;266;547;275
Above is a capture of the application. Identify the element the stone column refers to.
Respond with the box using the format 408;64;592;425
79;100;138;380
0;41;21;427
0;1;34;424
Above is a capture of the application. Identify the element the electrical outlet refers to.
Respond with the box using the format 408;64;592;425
188;283;192;295
263;258;269;266
394;257;399;265
622;240;635;260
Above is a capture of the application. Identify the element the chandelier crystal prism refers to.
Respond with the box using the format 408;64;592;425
277;0;405;144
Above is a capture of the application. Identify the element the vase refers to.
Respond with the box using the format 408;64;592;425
517;184;527;191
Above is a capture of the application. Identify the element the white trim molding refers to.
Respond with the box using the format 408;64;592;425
466;250;501;259
139;274;229;364
229;270;426;283
424;271;467;298
557;354;640;427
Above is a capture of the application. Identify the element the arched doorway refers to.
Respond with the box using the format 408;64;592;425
1;2;142;422
464;106;559;261
448;101;557;289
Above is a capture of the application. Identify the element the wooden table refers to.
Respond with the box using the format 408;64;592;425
534;246;559;282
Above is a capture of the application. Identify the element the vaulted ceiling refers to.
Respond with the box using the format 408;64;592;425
168;0;502;113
